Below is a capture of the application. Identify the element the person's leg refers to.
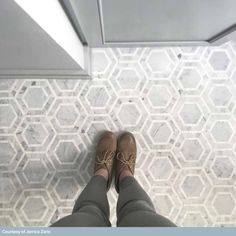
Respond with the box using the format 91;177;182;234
51;131;117;227
116;176;176;227
115;132;176;227
52;175;110;227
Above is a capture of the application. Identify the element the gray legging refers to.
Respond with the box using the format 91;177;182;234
51;175;176;227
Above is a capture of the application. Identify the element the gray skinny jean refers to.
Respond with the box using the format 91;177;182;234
51;175;176;227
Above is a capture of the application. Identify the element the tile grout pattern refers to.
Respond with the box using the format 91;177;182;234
1;43;236;226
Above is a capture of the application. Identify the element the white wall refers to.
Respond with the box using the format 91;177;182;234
0;0;86;75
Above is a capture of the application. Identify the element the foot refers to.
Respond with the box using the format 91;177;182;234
94;131;117;191
115;132;137;192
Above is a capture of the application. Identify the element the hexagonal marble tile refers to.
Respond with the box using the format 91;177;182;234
147;85;172;108
22;197;48;221
16;116;55;152
54;177;80;201
116;69;140;90
206;187;236;223
147;50;172;72
212;193;235;216
0;105;16;128
55;141;79;164
112;97;148;131
23;123;48;146
142;79;178;114
154;194;173;217
0;98;22;134
177;68;202;90
16;80;54;115
208;51;231;71
0;141;16;165
22;159;48;184
142;49;177;78
210;121;233;143
23;87;48;109
86;86;110;108
173;132;211;168
211;157;234;179
143;151;180;187
174;169;211;204
173;96;209;132
204;150;236;186
48;97;86;133
0;178;16;204
148;121;173;144
176;205;213;227
110;63;147;96
1;43;236;227
55;104;79;127
179;103;202;125
180;175;205;198
80;80;117;114
149;158;174;180
180;139;204;162
203;44;236;78
16;190;55;226
142;115;179;150
48;134;86;171
209;85;232;107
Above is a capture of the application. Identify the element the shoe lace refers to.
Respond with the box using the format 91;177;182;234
95;150;115;165
116;152;136;166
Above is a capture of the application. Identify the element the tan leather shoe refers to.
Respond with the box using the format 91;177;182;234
94;131;117;191
115;132;137;192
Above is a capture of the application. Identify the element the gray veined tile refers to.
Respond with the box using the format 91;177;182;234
205;187;236;224
142;151;180;187
16;152;55;189
204;114;236;150
48;97;87;134
208;51;231;72
0;79;18;98
15;80;54;116
0;210;23;227
47;134;87;171
204;150;236;186
0;172;22;209
173;168;211;205
111;97;148;132
172;132;211;168
80;115;118;148
201;43;236;79
0;98;22;134
110;63;147;97
15;190;55;226
142;114;179;150
173;96;209;132
23;87;48;109
0;135;23;172
16;116;55;152
151;187;182;223
141;48;178;78
80;80;117;115
176;205;213;227
48;79;87;97
112;48;144;62
202;79;236;114
55;79;80;91
47;171;84;209
92;48;117;79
